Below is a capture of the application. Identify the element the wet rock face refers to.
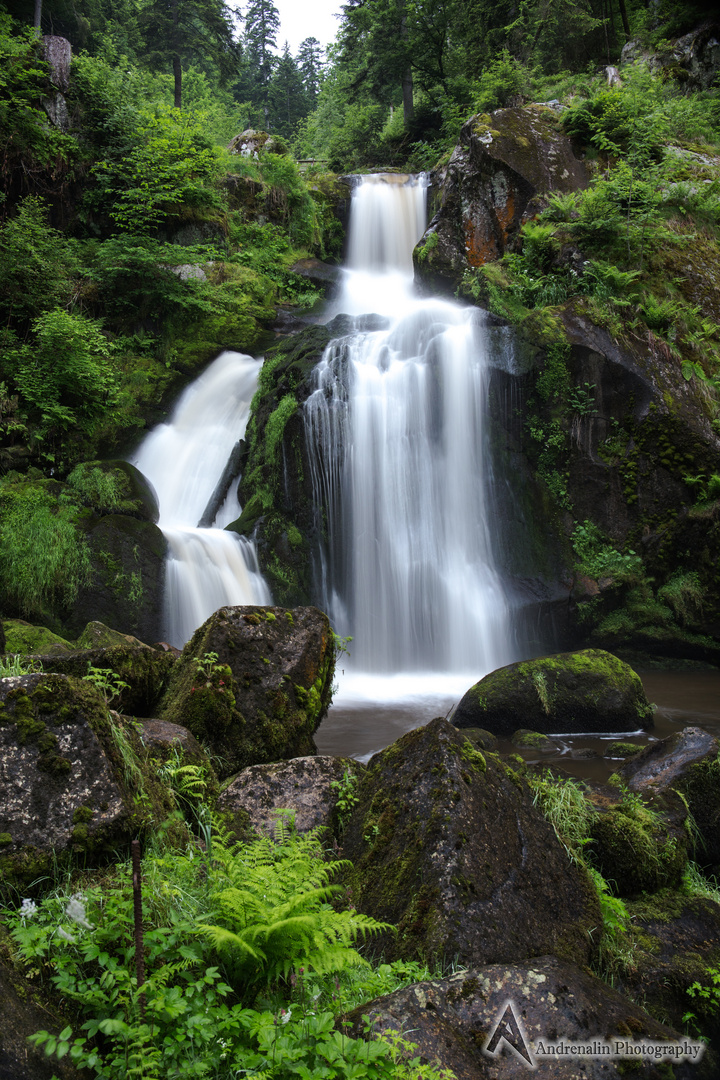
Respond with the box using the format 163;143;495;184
414;105;590;294
618;726;720;871
343;956;709;1079
341;717;599;969
0;674;131;892
453;649;653;737
158;605;335;779
218;755;362;840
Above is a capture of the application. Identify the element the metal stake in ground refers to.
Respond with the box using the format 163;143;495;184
131;839;145;1018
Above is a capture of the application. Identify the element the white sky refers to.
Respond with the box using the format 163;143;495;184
271;0;344;57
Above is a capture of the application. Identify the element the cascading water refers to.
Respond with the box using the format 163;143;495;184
306;174;515;701
132;351;271;647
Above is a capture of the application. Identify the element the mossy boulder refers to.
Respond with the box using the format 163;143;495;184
341;717;599;969
344;955;712;1079
2;619;75;655
67;514;167;643
0;673;175;895
158;605;335;780
623;890;720;1045
453;649;654;737
589;800;689;897
218;755;362;841
30;643;176;716
414;105;590;294
617;726;720;874
66;460;159;523
76;620;150;650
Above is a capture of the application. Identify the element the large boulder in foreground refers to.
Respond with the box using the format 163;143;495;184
1;956;83;1080
33;642;176;716
159;606;335;779
342;717;599;968
453;649;653;737
617;726;720;873
0;674;173;894
344;956;709;1079
414;105;590;294
218;755;362;840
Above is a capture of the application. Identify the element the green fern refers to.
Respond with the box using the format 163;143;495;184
199;821;393;987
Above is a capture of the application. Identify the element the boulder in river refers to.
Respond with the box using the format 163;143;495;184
452;649;654;737
158;605;335;779
617;726;720;873
341;717;599;968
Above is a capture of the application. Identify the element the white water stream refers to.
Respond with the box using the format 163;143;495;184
307;174;515;715
132;351;271;647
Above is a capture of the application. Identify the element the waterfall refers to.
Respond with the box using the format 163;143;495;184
132;351;271;647
306;174;514;681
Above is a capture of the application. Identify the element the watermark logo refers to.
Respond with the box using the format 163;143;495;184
484;1001;535;1068
482;999;705;1072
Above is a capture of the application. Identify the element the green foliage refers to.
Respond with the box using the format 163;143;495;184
657;571;704;627
8;308;119;442
529;772;596;863
199;820;393;988
66;464;128;515
91;107;221;232
330;768;360;834
83;664;130;707
2;828;448;1080
0;197;79;328
572;520;644;582
0;653;43;676
0;480;91;619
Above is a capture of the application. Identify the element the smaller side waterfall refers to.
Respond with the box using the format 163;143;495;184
132;351;271;646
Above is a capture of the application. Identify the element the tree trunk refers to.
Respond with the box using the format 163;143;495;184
617;0;631;41
402;66;414;126
173;52;182;108
33;0;42;33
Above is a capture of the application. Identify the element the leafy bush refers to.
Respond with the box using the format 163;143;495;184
572;520;644;582
0;480;91;618
0;197;79;328
3;827;451;1080
10;309;119;438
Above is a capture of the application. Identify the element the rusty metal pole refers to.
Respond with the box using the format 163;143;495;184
131;839;145;1018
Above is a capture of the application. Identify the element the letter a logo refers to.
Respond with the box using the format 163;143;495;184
483;1000;536;1069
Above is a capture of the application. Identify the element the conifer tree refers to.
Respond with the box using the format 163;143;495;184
137;0;239;109
296;36;324;104
243;0;280;127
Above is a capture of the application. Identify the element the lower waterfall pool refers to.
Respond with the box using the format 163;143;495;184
315;667;720;783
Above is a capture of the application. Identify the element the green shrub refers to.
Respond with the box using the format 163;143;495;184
0;481;91;619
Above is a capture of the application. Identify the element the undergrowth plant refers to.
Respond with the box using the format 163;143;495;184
3;822;453;1080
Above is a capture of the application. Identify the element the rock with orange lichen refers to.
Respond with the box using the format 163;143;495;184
414;105;590;294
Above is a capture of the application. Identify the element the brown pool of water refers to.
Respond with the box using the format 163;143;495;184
314;668;720;784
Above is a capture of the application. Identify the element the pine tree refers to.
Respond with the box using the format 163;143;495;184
243;0;280;127
268;42;307;137
137;0;239;109
296;36;324;104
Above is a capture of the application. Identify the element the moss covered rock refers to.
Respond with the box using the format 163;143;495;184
229;315;379;605
66;460;160;522
589;800;689;897
0;673;175;895
33;643;176;716
67;514;167;643
344;955;712;1079
453;649;654;737
341;717;599;969
618;726;720;874
2;619;75;655
158;605;335;779
414;105;590;294
218;755;362;840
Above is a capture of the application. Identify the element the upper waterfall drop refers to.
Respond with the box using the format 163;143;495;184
132;350;271;647
306;173;515;680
